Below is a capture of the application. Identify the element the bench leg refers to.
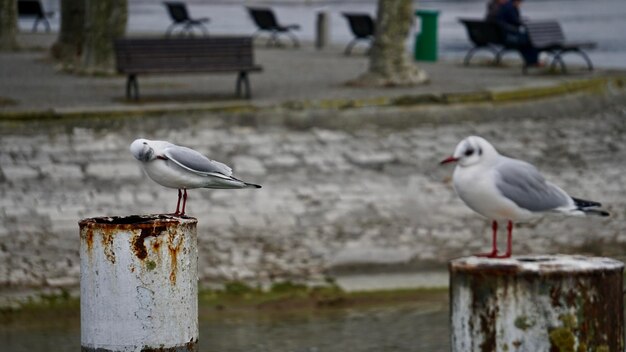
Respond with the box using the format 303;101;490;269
126;75;139;101
494;47;511;65
572;49;594;71
165;23;177;37
550;52;567;73
464;46;500;66
286;31;299;48
345;39;358;56
268;31;282;47
198;23;209;37
463;47;478;66
236;72;251;99
182;23;193;37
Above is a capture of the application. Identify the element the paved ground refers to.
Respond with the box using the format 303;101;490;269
1;33;623;115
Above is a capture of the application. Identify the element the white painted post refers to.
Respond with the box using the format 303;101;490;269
79;215;198;352
450;255;624;352
316;11;329;50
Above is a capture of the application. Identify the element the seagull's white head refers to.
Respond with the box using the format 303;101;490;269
130;138;155;162
440;136;499;167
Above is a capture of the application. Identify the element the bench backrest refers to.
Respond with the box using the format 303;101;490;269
525;20;566;48
343;13;375;38
18;0;44;17
247;7;279;30
459;19;506;46
114;37;257;74
164;2;190;23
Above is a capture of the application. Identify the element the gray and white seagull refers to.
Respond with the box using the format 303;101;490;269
441;136;609;258
130;138;261;216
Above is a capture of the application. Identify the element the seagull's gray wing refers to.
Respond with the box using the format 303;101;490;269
163;145;233;177
494;157;570;212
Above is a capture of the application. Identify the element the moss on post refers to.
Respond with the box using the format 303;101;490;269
450;255;624;352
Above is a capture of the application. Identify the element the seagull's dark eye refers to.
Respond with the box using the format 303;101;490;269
464;148;475;156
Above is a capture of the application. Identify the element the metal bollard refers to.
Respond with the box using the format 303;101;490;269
79;215;198;352
450;255;624;352
316;11;329;50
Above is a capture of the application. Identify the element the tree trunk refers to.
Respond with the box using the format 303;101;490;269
0;0;18;51
81;0;127;74
51;0;85;68
350;0;428;87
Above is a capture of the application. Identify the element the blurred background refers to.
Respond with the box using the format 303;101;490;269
2;0;626;351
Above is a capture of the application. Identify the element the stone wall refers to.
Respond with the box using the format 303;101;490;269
1;92;625;294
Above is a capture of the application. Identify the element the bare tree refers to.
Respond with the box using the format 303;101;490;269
350;0;428;87
0;0;18;51
51;0;85;68
81;0;127;74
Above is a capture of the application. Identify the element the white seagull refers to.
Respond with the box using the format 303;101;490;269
130;138;261;215
441;136;609;258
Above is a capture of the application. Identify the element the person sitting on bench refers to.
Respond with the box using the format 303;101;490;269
496;0;539;66
485;0;505;21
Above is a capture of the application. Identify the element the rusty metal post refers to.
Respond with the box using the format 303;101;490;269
450;255;624;352
79;215;198;352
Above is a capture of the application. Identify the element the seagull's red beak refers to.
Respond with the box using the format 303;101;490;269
440;156;458;165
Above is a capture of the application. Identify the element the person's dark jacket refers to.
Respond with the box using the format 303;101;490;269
485;1;502;21
496;1;523;28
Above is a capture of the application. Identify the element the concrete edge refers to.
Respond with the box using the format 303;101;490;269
0;75;624;122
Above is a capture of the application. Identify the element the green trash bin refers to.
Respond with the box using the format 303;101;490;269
414;9;439;61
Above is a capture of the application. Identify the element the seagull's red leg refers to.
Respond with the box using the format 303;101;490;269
174;189;182;215
494;220;514;258
504;221;514;258
475;220;499;258
180;189;188;216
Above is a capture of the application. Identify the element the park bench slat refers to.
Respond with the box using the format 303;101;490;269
114;37;263;100
459;18;595;73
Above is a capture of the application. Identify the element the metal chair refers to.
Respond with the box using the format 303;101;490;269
342;13;375;55
247;7;300;48
163;2;209;37
17;0;53;33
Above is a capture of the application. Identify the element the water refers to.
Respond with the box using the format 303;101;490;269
26;0;626;69
0;291;449;352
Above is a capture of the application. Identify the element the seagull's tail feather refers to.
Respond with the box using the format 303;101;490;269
572;197;610;217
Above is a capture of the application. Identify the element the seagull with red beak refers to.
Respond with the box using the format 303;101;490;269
441;136;609;258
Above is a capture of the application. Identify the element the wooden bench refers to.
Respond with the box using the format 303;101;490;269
524;20;595;73
18;0;53;33
459;18;595;73
114;37;263;100
458;18;517;65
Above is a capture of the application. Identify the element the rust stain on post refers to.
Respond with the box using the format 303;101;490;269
132;224;169;260
101;230;116;264
84;228;94;255
167;229;182;285
79;214;198;351
450;255;624;352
